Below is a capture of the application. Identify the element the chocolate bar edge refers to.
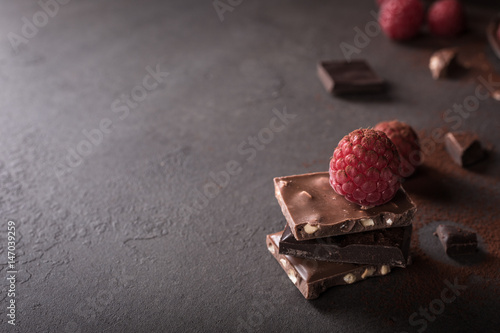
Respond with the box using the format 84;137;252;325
316;60;385;95
279;225;412;268
266;231;392;300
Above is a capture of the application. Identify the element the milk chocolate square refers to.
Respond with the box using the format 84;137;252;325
274;172;416;241
266;231;392;299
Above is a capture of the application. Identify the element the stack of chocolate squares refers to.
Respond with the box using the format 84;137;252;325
266;172;417;299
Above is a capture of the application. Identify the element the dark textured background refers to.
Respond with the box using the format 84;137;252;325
0;0;499;332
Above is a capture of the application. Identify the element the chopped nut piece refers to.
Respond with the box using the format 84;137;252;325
380;265;391;275
267;242;275;254
300;190;312;199
360;218;374;227
280;258;287;267
267;231;399;300
386;218;393;226
361;267;376;279
343;273;356;284
304;224;319;234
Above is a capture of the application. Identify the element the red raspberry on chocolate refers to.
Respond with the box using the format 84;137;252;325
374;120;421;177
428;0;465;37
379;0;424;41
329;129;401;208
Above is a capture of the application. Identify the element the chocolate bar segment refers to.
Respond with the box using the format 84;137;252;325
267;231;392;299
274;172;416;241
317;60;385;95
434;224;478;256
279;224;412;267
444;132;485;166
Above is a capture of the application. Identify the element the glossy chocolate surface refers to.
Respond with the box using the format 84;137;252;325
274;172;416;240
279;224;412;267
266;231;391;299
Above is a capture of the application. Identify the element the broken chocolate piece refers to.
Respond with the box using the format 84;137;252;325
434;224;478;256
279;224;412;267
274;172;417;241
317;60;385;95
266;231;392;299
429;48;458;79
444;132;485;166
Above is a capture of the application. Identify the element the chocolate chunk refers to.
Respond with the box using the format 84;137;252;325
429;48;458;79
444;132;485;166
279;224;412;267
274;172;417;241
317;60;385;95
434;224;478;256
267;231;392;299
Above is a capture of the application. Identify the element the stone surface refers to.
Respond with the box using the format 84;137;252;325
0;0;499;332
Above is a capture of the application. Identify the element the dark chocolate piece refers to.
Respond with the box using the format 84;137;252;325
444;132;485;166
266;231;392;299
434;224;478;256
274;172;417;241
317;60;385;95
429;48;458;79
279;224;412;267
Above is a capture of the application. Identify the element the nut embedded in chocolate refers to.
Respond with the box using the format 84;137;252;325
380;265;391;275
361;267;376;279
274;172;416;241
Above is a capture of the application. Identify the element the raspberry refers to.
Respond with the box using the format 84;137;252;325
379;0;424;40
374;120;421;177
329;129;401;207
428;0;465;37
